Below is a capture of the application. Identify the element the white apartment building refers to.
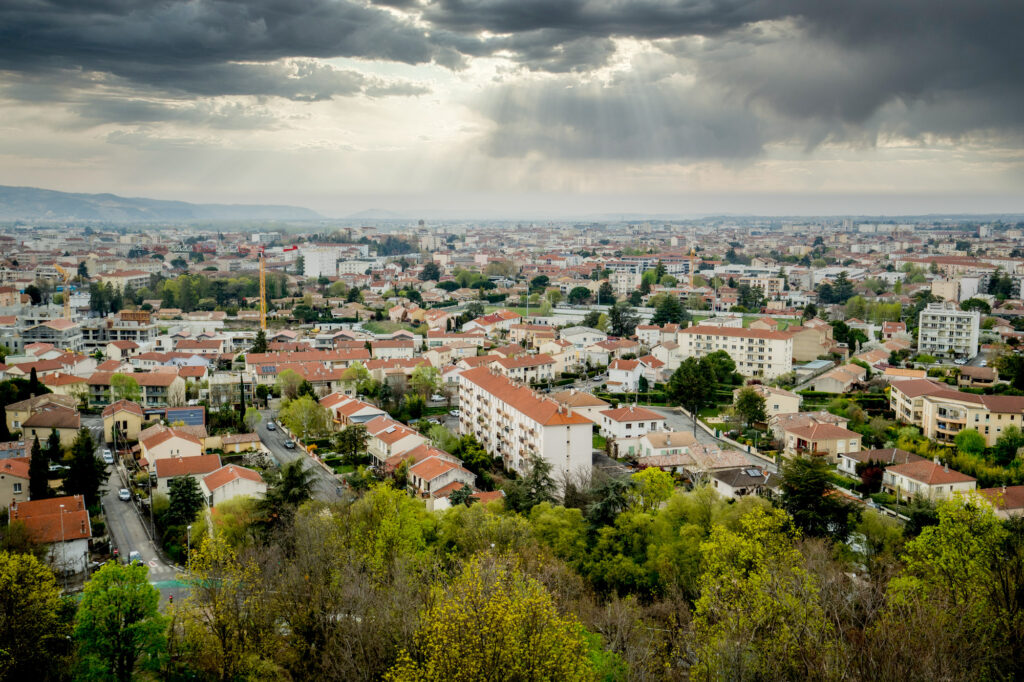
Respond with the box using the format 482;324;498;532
917;302;980;359
301;246;343;278
458;366;593;480
677;325;793;379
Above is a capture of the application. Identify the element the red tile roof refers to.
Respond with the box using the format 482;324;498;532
887;460;976;485
154;454;222;478
600;405;666;422
460;367;592;426
102;399;144;418
203;464;264;492
9;495;91;543
0;458;29;479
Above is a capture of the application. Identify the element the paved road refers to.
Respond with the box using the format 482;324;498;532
257;412;343;502
81;416;185;603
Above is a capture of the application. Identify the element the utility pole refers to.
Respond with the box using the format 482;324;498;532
59;504;67;592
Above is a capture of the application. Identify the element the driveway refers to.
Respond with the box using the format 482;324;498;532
258;413;344;502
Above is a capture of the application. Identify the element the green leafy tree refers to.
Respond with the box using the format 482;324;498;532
581;310;602;329
667;357;716;433
732;386;767;428
567;286;591;305
703;350;740;384
335;423;369;465
109;373;142;403
254;384;271;407
243;406;262;432
992;425;1024;465
256;461;315;533
275;369;304;401
503;454;556;513
447;483;475;507
597;280;615;304
418;262;441;281
74;562;167;682
779;455;860;542
628;468;674;513
166;476;205;527
28;436;49;500
45;428;62;463
0;551;72;681
387;556;593;681
65;427;104;506
251;329;268;354
693;507;838;681
650;293;690;325
608;301;639;337
409;365;441;397
279;394;329;444
954;427;987;456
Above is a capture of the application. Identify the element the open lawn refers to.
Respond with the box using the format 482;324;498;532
362;320;419;334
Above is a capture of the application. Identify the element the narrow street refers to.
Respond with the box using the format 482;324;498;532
257;412;344;502
645;406;778;473
83;416;187;603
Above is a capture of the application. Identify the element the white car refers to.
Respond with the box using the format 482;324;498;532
430;394;445;402
118;488;131;502
102;449;114;465
449;409;460;417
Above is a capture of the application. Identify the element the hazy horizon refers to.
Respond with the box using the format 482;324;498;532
1;1;1022;218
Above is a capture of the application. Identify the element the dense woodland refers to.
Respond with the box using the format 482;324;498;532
2;454;1023;681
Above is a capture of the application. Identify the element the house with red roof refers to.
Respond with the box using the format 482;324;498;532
783;422;863;462
154;454;222;494
598;405;667;441
883;459;976;502
201;464;266;507
9;495;91;574
0;457;29;509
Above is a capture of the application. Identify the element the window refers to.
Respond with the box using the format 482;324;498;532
13;483;21;494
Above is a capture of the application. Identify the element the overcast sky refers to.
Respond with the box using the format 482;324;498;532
1;0;1022;217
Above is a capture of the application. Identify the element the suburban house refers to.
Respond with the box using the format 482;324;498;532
811;363;867;393
0;458;29;509
733;385;801;418
139;426;204;465
837;447;925;478
978;485;1024;519
21;404;81;449
154;454;222;494
606;359;646;392
598;405;667;444
710;466;781;500
633;430;698;460
488;354;557;384
550;389;611;424
5;393;77;434
365;416;428;466
102;399;145;443
783;422;863;462
220;433;263;453
201;464;267;507
882;459;977;501
9;495;91;574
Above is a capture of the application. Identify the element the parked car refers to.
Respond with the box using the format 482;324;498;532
430;394;445;402
266;421;276;431
48;463;68;473
449;409;460;417
426;418;441;425
284;440;296;449
118;488;131;502
128;550;142;565
102;450;114;465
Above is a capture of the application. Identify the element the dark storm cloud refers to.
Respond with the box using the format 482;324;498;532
482;79;764;161
0;0;440;106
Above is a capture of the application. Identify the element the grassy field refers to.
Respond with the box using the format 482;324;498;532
362;320;419;334
484;305;531;316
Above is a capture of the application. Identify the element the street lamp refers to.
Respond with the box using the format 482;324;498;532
186;525;192;572
59;504;66;592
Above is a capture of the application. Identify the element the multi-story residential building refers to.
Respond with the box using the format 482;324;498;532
80;310;158;354
677;325;793;379
737;276;785;298
98;270;152;291
488;354;556;385
458;366;592;480
917;301;980;359
891;378;1024;446
19;319;83;353
86;371;186;407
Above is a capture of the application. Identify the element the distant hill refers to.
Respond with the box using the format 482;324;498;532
345;208;408;220
0;185;320;222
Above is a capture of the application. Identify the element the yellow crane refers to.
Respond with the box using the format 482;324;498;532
53;264;72;320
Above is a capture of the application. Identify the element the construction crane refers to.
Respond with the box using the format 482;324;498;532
53;264;72;320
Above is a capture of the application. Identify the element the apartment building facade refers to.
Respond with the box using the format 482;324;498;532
677;325;794;379
458;366;593;480
917;302;980;359
891;379;1024;447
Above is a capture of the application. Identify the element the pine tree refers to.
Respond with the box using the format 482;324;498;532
29;436;49;500
45;428;62;462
